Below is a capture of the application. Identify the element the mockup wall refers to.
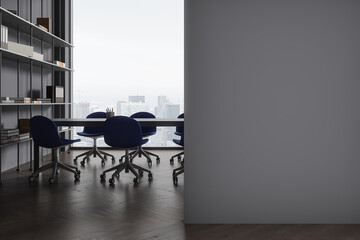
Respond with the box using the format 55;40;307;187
185;0;360;223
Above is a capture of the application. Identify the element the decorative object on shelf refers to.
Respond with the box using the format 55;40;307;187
1;25;8;49
106;108;114;119
1;128;20;144
36;17;51;32
54;60;66;67
18;119;30;134
7;41;34;57
47;86;64;103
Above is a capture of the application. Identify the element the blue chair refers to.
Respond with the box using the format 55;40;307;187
170;113;184;164
172;131;184;186
100;116;153;185
28;116;81;184
120;112;160;164
74;112;115;165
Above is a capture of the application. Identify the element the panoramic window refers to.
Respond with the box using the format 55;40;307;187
73;0;184;147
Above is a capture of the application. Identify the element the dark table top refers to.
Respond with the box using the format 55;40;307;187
52;118;184;127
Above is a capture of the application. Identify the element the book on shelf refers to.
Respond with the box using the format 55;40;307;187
19;133;30;140
10;97;31;103
1;97;31;103
36;18;51;32
36;24;48;32
1;132;19;138
47;86;64;103
1;128;19;134
1;25;8;49
0;100;15;103
1;136;20;144
33;98;51;103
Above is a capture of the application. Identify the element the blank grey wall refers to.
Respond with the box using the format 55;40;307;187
185;0;360;223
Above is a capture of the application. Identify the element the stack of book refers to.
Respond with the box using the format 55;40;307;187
1;129;19;144
32;98;51;103
19;133;30;140
11;97;31;103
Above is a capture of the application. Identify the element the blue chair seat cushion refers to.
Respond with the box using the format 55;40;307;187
173;139;183;147
77;132;103;137
60;138;81;147
141;139;149;145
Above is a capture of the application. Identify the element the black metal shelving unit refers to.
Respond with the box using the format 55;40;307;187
0;0;73;184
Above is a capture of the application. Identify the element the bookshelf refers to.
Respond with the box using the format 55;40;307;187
0;0;73;184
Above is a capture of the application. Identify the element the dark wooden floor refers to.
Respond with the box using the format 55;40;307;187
0;150;360;240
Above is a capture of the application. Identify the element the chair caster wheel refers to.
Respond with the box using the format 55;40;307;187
109;178;115;185
148;173;153;180
170;158;174;164
49;178;55;184
104;155;107;159
74;174;80;180
81;160;85;166
56;169;60;174
73;158;77;163
148;161;152;166
76;170;81;175
133;178;138;183
177;156;182;162
100;173;106;181
156;157;160;163
28;176;34;182
101;160;105;165
112;157;115;161
138;170;143;176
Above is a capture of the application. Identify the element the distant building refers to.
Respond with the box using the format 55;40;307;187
119;102;150;116
129;96;145;103
165;104;180;118
73;102;90;118
116;101;126;115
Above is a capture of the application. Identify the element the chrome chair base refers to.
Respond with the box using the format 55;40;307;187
173;159;184;186
120;146;160;165
170;151;184;164
74;138;115;165
100;149;153;185
29;148;80;184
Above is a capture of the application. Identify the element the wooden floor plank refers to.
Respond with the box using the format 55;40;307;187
0;150;360;240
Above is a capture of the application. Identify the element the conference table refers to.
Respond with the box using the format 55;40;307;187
33;118;184;170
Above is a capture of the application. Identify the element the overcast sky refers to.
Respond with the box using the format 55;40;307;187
73;0;184;109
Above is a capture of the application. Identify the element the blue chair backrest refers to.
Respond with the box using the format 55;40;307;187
130;112;156;135
30;115;61;148
176;113;184;134
83;112;106;134
104;116;143;149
